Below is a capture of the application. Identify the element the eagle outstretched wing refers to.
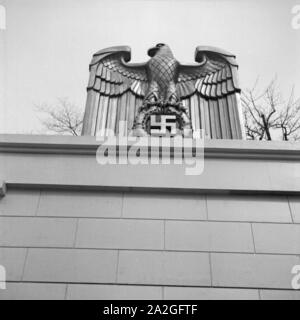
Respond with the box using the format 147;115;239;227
177;46;242;139
83;46;148;135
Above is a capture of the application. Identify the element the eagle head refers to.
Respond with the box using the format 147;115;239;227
147;43;173;57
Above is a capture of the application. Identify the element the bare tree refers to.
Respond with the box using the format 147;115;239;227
242;78;300;141
36;98;83;136
273;88;300;141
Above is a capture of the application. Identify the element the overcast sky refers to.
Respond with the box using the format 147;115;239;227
0;0;299;134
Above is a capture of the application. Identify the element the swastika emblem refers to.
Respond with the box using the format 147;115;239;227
150;115;177;136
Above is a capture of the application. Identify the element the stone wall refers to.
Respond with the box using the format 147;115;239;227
0;135;300;299
1;188;300;299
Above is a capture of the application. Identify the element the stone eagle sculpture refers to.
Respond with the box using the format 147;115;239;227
82;44;243;138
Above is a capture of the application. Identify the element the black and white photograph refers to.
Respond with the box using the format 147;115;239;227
0;0;300;307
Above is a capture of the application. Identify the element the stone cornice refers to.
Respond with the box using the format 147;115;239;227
0;134;300;161
1;134;299;195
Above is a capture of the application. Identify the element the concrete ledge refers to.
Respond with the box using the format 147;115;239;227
0;134;299;194
0;134;300;160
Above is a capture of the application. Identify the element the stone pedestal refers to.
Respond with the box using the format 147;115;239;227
0;135;300;299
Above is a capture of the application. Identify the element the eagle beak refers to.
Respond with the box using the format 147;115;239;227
147;46;159;57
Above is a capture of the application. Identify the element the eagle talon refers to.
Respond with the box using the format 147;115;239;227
164;101;181;108
143;99;164;108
